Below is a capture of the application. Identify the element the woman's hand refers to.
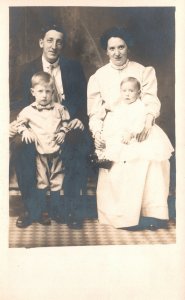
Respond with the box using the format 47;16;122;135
67;119;84;131
55;132;66;144
22;129;35;144
94;132;106;150
136;114;154;142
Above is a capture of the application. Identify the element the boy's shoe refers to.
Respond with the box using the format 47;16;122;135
39;212;51;226
16;212;32;228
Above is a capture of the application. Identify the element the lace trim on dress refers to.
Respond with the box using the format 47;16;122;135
109;59;129;70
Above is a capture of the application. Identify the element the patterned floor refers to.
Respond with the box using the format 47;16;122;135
9;194;176;248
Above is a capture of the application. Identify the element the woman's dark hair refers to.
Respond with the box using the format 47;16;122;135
40;23;66;45
100;26;134;50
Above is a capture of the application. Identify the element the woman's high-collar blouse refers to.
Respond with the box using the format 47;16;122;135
87;60;161;136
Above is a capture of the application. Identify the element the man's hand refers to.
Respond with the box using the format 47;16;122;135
136;114;154;142
67;119;84;131
22;129;35;144
9;119;30;138
9;121;18;138
55;132;66;144
94;132;106;150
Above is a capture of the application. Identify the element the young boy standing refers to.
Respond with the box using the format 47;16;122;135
17;71;70;225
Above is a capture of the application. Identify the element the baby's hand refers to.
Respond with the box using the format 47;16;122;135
121;132;132;145
55;132;66;144
22;129;35;144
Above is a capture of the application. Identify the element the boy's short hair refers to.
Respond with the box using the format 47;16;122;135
31;71;53;88
120;77;141;90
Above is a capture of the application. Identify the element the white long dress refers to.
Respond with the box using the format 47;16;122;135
87;60;173;228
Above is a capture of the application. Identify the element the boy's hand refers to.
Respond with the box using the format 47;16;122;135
55;132;66;144
67;119;84;131
22;129;35;144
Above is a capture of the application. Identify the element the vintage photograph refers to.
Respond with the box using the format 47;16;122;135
9;6;176;248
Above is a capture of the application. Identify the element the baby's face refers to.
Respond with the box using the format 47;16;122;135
120;81;140;104
31;83;53;106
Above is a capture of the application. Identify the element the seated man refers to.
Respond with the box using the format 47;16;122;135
10;23;91;229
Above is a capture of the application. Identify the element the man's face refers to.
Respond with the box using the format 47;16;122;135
39;30;64;63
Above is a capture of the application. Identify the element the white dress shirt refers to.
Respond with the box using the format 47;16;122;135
42;55;65;103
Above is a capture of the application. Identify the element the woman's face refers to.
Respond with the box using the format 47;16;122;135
107;37;128;66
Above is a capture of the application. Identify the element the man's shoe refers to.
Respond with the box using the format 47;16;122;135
67;214;83;229
53;214;66;224
39;213;51;226
16;213;32;228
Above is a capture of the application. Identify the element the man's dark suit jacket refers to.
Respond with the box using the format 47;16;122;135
11;56;88;127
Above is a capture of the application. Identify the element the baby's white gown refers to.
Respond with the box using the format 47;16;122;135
102;99;174;163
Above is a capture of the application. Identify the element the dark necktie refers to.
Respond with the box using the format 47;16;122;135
36;103;54;111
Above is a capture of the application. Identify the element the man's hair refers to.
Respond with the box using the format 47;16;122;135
31;71;53;88
40;23;66;45
100;26;134;50
120;77;141;90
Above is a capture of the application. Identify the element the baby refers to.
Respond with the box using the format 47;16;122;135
94;76;173;165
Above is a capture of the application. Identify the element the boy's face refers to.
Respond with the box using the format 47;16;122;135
31;83;53;106
120;81;140;104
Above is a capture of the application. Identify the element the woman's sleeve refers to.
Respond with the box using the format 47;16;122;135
87;74;104;136
141;66;161;118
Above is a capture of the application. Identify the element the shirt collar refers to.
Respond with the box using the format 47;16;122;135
42;55;60;70
31;101;55;111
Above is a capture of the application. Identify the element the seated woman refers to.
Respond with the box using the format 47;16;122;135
87;26;174;230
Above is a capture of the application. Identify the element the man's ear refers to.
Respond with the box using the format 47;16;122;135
39;39;44;49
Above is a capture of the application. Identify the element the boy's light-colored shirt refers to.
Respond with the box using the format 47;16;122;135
17;102;70;154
